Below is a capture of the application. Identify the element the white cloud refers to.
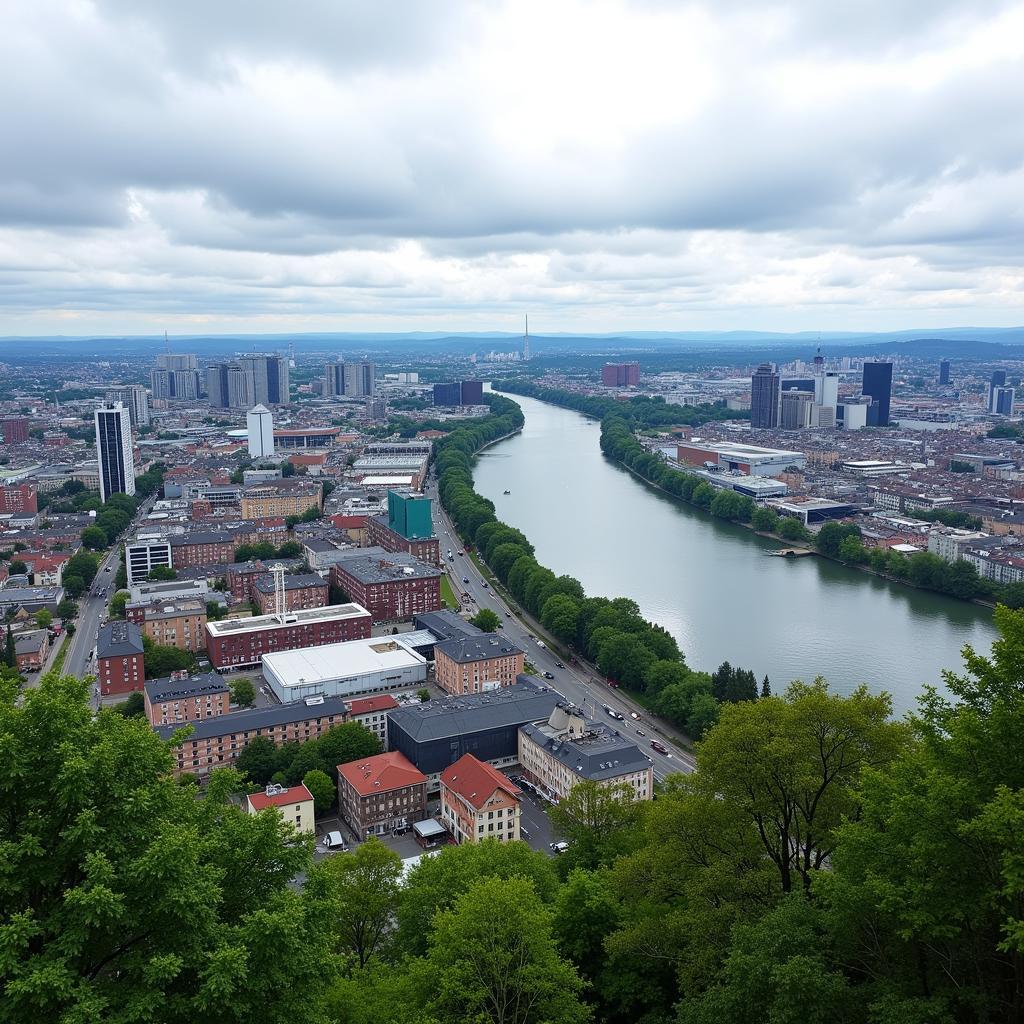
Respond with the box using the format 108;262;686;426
0;0;1022;333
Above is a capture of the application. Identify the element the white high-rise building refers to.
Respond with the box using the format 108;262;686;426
247;404;275;459
94;403;136;502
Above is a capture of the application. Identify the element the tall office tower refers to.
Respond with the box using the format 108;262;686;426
862;361;893;426
247;404;275;459
156;353;198;372
239;354;290;405
227;365;250;408
989;370;1008;412
358;361;376;397
325;361;347;396
813;347;824;373
171;369;200;400
433;383;462;406
994;387;1016;417
939;360;951;386
150;369;173;400
814;371;839;409
460;380;484;405
107;385;150;427
207;363;231;408
1;417;29;444
94;403;136;502
780;389;813;429
750;363;781;429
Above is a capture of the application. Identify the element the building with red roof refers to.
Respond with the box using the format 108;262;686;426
337;750;427;838
439;754;521;844
246;783;315;834
346;693;399;746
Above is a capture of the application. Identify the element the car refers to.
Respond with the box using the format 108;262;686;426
520;827;531;839
462;577;470;584
542;671;555;680
104;566;111;573
481;581;488;589
650;740;669;755
321;831;347;849
458;551;464;556
636;728;646;737
602;705;624;721
549;841;570;855
555;661;565;669
630;711;641;721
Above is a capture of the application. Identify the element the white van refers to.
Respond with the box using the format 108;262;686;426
321;831;347;849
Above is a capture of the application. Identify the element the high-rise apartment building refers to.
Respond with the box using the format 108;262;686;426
94;403;136;502
156;354;198;371
324;359;375;398
994;387;1016;417
939;360;951;386
151;366;201;400
207;362;253;409
780;389;814;429
989;370;1008;413
239;354;289;405
1;417;29;444
750;363;780;429
107;385;150;427
325;361;347;396
601;362;641;387
862;362;893;426
247;404;274;459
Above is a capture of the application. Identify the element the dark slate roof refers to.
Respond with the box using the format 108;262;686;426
434;632;523;664
253;573;328;594
388;677;559;743
333;553;441;584
14;630;47;654
153;694;350;742
145;671;229;703
412;610;483;642
519;719;651;782
97;620;144;659
169;530;233;547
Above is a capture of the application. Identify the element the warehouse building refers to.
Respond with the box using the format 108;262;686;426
677;440;806;476
261;636;428;702
386;677;561;793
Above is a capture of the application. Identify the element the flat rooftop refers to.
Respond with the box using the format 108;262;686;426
262;636;427;686
206;602;370;636
333;554;441;585
685;439;804;461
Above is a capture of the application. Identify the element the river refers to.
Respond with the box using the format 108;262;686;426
474;392;997;715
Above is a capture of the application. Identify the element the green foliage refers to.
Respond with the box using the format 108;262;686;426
141;634;196;678
549;780;647;870
65;549;99;586
113;689;146;718
235;540;304;562
469;607;501;632
8;559;28;576
949;459;976;473
416;688;431;702
301;768;335;815
79;525;108;550
230;676;256;707
415;875;591;1024
34;609;52;630
0;671;326;1023
147;565;177;581
108;590;130;619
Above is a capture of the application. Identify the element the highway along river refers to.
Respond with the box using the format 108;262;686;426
474;392;997;715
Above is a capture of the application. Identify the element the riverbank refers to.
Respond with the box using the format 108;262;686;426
494;380;1006;613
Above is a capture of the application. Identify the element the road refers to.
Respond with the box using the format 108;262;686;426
63;496;158;702
427;477;695;783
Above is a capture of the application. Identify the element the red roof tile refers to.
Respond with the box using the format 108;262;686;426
440;754;520;810
347;694;400;716
338;751;426;797
246;783;313;812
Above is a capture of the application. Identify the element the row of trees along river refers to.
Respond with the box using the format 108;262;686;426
474;385;997;716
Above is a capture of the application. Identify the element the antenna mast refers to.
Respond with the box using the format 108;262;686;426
523;314;530;362
271;563;287;617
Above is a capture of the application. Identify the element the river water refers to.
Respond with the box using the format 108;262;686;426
474;392;997;715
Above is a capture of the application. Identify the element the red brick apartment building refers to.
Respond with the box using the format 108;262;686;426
0;483;38;514
346;694;399;747
143;671;231;727
169;530;237;568
440;754;521;844
330;555;441;623
365;516;441;566
204;602;372;670
96;620;146;696
154;695;350;778
337;751;428;838
254;573;329;614
1;417;29;444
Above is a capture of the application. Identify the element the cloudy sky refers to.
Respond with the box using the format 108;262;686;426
3;0;1024;335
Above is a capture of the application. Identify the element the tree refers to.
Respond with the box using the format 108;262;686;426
686;692;720;739
694;679;907;894
147;565;177;581
777;516;811;543
80;525;108;551
231;676;256;707
113;690;146;719
141;635;195;678
417;688;431;702
302;768;335;814
760;674;771;698
235;736;280;786
108;590;130;619
540;593;582;641
8;559;28;576
469;607;501;632
397;839;560;956
0;672;328;1023
4;625;14;668
34;609;52;631
549;780;646;870
315;722;382;779
61;574;85;598
65;550;99;586
304;837;402;968
417;875;591;1024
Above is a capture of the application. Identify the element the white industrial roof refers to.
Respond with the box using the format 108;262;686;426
262;635;426;688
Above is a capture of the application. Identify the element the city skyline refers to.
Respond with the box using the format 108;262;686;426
2;1;1024;335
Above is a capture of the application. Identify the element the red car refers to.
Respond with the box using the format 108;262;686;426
650;740;668;755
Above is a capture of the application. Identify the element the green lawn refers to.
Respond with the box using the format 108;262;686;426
440;574;459;610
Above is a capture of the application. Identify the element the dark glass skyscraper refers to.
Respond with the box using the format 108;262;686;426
939;360;950;386
862;362;893;426
750;363;780;429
